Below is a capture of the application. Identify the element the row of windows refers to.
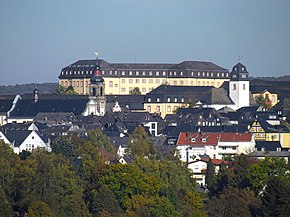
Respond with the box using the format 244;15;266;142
61;69;229;78
121;87;154;93
232;83;247;90
147;97;185;103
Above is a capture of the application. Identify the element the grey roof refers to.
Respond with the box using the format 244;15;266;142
255;141;284;151
59;59;229;79
4;130;32;147
248;151;290;158
0;98;14;113
199;88;234;105
10;95;89;117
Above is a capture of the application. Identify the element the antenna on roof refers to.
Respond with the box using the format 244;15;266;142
238;55;241;62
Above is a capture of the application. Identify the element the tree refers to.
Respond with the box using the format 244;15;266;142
205;159;216;191
0;186;13;217
26;200;52;217
249;157;290;195
129;87;141;95
51;136;79;162
260;176;290;217
26;150;90;216
87;129;114;153
90;185;123;217
207;188;254;217
126;127;157;159
255;95;272;109
57;85;77;95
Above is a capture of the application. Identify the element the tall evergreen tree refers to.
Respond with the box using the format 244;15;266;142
205;159;215;191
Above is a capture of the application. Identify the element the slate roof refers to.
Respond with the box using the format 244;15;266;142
255;141;283;151
59;59;229;79
198;88;234;105
145;86;237;105
106;95;145;111
0;98;14;113
10;95;89;117
4;130;32;147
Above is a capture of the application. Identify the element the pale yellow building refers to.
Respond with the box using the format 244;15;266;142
58;59;230;95
252;90;278;107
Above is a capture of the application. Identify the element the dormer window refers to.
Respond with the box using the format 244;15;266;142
202;138;207;142
191;138;196;142
167;97;171;102
242;67;245;70
156;97;160;102
148;97;151;102
174;97;178;102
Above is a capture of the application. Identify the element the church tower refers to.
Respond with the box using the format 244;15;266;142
229;63;250;110
88;62;106;116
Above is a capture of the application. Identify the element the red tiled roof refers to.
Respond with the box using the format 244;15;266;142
200;157;229;165
177;132;219;146
177;132;252;146
219;133;252;142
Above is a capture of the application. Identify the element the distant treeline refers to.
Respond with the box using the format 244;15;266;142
0;83;58;95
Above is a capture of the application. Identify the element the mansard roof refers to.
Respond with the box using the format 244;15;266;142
10;95;89;117
59;59;229;79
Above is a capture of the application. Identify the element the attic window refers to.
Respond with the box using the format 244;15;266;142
191;138;196;142
242;67;245;70
202;138;207;142
148;97;151;102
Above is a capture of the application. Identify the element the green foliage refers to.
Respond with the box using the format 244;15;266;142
255;94;272;109
205;159;216;190
87;129;113;153
248;157;290;194
51;136;79;161
90;185;123;217
129;87;141;95
0;186;13;217
210;154;251;197
25;150;90;217
100;163;160;209
26;200;52;217
57;85;77;95
260;176;290;217
19;150;31;160
207;188;253;217
126;127;157;159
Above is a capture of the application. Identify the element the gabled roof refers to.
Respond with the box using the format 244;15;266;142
4;130;32;147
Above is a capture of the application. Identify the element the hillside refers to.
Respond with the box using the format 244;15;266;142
0;83;58;95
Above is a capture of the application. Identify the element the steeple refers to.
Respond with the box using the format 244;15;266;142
87;52;106;116
229;62;250;110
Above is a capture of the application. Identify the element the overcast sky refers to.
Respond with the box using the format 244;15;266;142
0;0;289;85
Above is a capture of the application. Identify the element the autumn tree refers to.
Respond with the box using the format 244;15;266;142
126;126;157;159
